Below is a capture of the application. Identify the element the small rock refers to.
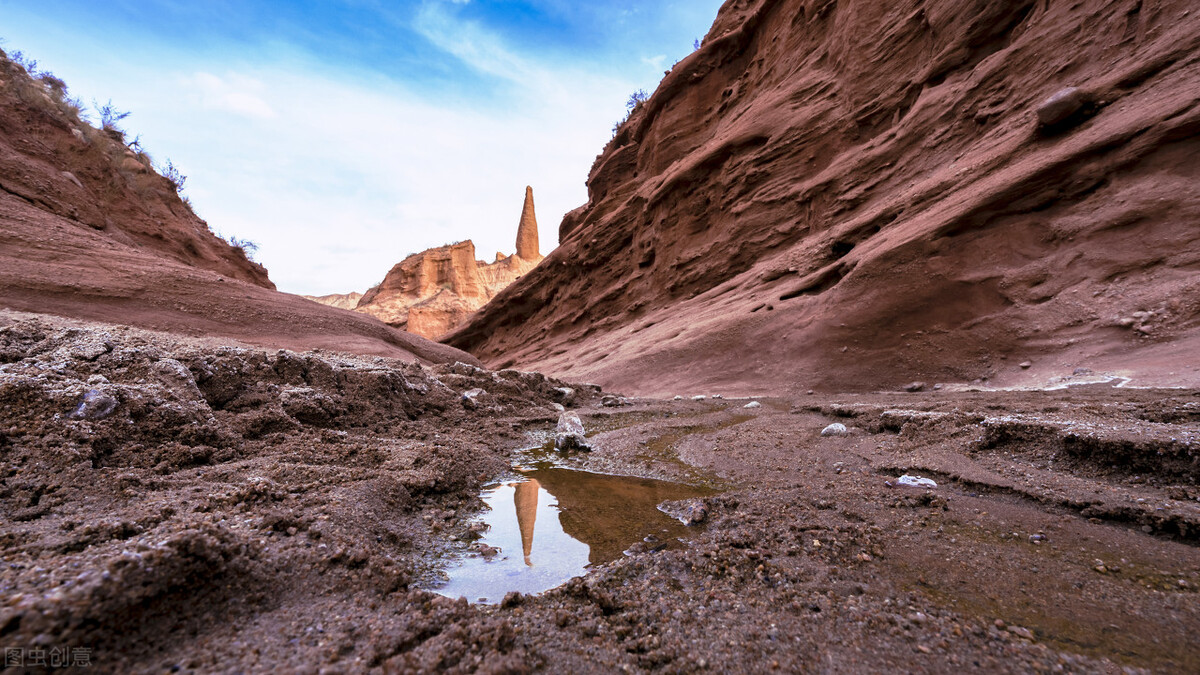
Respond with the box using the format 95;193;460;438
903;381;926;393
691;395;707;401
1029;534;1047;543
69;390;118;420
61;171;83;189
461;388;487;410
500;591;523;608
744;401;762;409
554;412;591;451
600;394;622;407
672;395;683;401
896;475;937;488
1036;87;1088;128
548;402;565;412
1019;361;1032;369
1007;626;1035;641
86;374;110;385
932;383;943;391
658;499;708;525
682;502;708;525
552;387;576;405
820;423;848;437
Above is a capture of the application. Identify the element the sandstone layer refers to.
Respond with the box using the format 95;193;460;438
355;188;544;338
448;0;1200;396
0;50;475;366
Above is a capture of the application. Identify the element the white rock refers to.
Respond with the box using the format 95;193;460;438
554;412;591;451
897;475;937;488
820;423;848;437
691;395;707;401
744;401;762;409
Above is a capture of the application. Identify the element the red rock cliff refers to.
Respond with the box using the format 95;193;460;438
448;0;1200;395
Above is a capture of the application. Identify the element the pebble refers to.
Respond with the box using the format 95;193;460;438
460;388;487;410
896;475;937;488
68;389;118;420
691;395;707;401
903;381;926;393
744;401;762;409
1019;361;1032;369
820;423;848;437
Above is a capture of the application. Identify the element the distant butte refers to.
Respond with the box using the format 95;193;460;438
315;187;545;339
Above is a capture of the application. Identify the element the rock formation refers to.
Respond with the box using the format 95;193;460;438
301;291;363;311
353;188;544;338
516;185;540;261
448;0;1200;396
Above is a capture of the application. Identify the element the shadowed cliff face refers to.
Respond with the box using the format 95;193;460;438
448;0;1200;396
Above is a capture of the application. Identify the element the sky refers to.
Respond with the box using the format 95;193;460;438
0;0;724;295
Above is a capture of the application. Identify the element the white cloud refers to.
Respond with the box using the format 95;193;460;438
185;72;276;119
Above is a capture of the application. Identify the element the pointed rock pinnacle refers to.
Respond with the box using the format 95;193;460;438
516;185;540;260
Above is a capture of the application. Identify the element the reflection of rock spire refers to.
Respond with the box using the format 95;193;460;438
513;480;540;566
515;186;539;261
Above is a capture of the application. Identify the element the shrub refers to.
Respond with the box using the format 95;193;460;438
626;89;649;112
158;159;187;192
228;237;259;262
93;99;131;135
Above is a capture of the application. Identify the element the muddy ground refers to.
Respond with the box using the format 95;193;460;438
1;313;1197;673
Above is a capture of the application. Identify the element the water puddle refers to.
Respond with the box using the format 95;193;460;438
429;466;712;604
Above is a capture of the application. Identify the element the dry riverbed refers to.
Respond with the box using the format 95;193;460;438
1;314;1198;673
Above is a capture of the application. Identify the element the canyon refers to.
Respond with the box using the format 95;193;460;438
2;1;1200;672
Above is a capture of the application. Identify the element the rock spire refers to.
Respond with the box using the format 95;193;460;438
516;185;540;261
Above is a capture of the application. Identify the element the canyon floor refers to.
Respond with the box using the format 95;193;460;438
1;311;1196;674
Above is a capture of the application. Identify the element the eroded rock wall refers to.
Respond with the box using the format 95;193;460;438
449;0;1200;395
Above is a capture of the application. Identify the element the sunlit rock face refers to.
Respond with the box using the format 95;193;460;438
352;187;545;339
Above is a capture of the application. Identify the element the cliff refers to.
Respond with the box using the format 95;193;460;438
448;0;1200;395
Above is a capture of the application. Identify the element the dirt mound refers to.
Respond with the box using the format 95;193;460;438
0;51;476;365
448;0;1200;396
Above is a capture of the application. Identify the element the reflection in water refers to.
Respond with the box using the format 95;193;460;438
431;468;712;604
513;480;538;565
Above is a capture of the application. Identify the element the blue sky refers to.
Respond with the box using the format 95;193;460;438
0;0;723;294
